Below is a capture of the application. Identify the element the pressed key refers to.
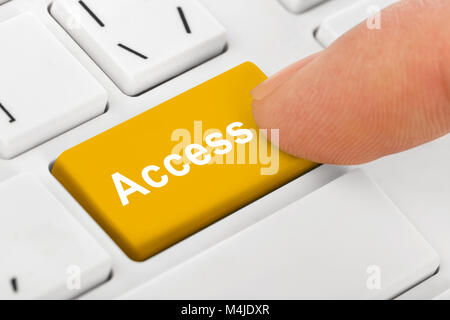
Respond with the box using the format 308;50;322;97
122;170;439;299
0;13;107;159
52;62;317;261
50;0;227;96
0;174;111;299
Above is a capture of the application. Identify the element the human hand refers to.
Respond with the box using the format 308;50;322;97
252;0;450;164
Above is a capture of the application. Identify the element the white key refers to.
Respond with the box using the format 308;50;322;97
434;289;450;300
50;0;227;96
316;0;398;47
279;0;329;13
0;174;111;300
122;170;439;299
0;13;107;159
0;0;10;5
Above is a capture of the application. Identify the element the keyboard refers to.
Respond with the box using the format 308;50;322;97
1;0;449;300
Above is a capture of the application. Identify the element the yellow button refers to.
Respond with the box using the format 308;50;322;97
52;62;317;261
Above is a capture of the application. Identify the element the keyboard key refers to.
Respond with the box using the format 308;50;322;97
122;170;439;299
0;13;107;159
0;0;9;5
434;289;450;300
50;0;227;96
0;174;111;299
52;62;317;261
279;0;329;13
316;0;398;47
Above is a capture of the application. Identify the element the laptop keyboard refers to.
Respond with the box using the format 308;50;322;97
279;0;329;13
0;0;448;299
122;170;439;300
315;0;397;46
0;173;111;299
50;0;227;96
51;62;317;261
0;13;107;158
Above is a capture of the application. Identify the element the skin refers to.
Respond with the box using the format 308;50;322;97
251;0;450;165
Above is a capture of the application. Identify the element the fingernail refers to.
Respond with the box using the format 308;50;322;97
251;52;320;101
251;69;289;101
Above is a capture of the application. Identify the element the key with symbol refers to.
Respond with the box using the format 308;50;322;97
0;13;107;159
0;173;111;299
50;0;227;96
51;62;318;261
0;102;15;123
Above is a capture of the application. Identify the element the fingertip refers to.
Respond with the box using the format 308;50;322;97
251;52;320;101
253;0;450;165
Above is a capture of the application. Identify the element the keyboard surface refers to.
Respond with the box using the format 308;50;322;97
122;170;439;299
1;0;450;300
51;62;317;262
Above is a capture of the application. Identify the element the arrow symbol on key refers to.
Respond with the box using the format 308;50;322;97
78;0;105;27
177;7;191;34
0;102;15;123
117;43;148;60
10;277;18;293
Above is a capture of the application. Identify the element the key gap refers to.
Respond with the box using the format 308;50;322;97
177;7;191;34
0;102;15;123
117;43;148;60
78;0;105;27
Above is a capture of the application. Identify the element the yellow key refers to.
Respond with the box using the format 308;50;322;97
52;62;317;261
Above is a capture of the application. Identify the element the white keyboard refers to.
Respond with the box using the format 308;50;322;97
122;170;439;300
1;0;449;300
